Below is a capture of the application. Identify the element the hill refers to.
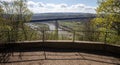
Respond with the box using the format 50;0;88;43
32;13;96;20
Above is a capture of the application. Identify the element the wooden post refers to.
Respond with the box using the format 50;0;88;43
55;20;58;40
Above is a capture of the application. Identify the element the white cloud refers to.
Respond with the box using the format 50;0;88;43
28;1;96;13
71;4;85;9
2;0;96;13
38;2;45;7
60;4;67;8
1;0;16;2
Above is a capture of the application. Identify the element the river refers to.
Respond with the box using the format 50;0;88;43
40;22;62;30
25;22;73;39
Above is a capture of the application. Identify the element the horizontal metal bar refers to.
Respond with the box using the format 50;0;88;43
0;30;117;33
30;17;95;22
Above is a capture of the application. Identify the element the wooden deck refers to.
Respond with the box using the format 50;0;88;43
0;41;120;65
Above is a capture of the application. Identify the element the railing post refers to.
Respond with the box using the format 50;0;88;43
55;20;58;40
42;30;47;59
104;31;108;45
7;31;10;42
73;30;75;42
42;30;45;42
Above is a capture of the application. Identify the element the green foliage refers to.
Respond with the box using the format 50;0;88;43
0;0;33;42
92;0;120;44
94;0;120;32
45;31;57;40
44;30;71;40
59;21;84;31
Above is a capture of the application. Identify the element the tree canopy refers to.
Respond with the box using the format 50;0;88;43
0;0;33;42
0;0;33;30
93;0;120;35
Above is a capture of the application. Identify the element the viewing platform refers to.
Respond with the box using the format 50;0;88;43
0;40;120;65
0;18;120;65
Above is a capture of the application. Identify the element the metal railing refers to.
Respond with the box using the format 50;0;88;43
0;30;119;45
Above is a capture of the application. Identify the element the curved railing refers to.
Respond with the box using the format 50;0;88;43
0;30;119;45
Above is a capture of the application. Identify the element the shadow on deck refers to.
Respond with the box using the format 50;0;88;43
0;41;120;65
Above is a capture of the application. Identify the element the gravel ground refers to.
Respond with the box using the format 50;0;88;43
1;51;120;65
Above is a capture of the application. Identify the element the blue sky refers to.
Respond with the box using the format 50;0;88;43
31;0;97;7
26;0;97;13
2;0;97;13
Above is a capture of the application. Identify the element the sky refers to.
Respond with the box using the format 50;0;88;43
2;0;98;13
